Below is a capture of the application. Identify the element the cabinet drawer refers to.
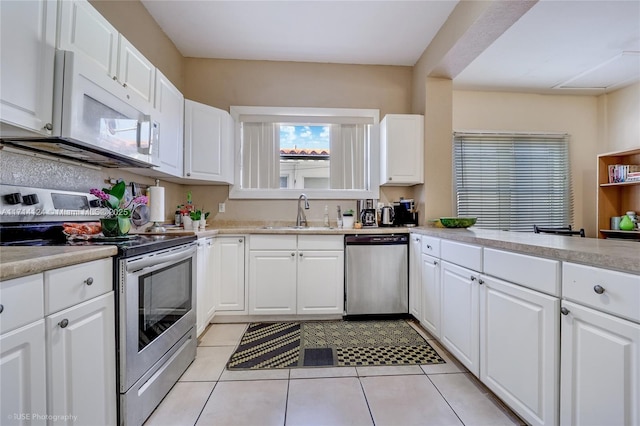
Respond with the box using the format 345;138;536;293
0;274;44;334
441;240;482;271
421;236;441;257
249;234;297;250
298;235;343;250
484;248;560;296
563;262;640;323
44;259;112;315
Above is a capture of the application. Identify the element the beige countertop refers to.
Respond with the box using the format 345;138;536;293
0;246;118;281
410;227;640;274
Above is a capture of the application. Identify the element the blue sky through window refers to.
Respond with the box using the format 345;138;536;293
280;125;330;150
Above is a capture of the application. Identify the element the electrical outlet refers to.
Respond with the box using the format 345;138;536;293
218;202;225;213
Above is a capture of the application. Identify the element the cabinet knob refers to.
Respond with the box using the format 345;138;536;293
470;276;477;281
186;173;191;177
0;304;3;314
84;277;94;286
291;253;295;257
112;76;118;81
44;123;53;131
433;260;438;265
478;278;484;285
389;177;393;181
59;319;69;328
560;307;570;316
239;239;243;243
122;83;128;88
299;252;303;257
426;245;432;249
593;285;605;294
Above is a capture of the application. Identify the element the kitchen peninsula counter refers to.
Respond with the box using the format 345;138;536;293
0;246;117;281
411;227;639;274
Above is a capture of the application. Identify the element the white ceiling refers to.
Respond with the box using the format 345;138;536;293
141;0;640;95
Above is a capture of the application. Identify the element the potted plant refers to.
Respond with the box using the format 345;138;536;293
342;209;355;229
90;181;148;237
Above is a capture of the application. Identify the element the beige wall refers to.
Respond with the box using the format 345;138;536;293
452;90;600;236
600;82;640;153
183;58;416;226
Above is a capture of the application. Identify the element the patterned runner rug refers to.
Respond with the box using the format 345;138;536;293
227;320;445;370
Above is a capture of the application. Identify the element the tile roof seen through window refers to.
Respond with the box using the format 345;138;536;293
280;148;330;157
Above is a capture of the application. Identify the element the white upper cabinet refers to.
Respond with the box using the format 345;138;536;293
57;0;154;109
380;114;424;186
0;0;56;136
184;99;234;183
57;0;118;77
152;70;184;177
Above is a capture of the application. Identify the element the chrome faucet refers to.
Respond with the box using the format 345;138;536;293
296;193;309;227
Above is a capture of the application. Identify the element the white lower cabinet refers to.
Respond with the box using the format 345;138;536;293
420;253;441;338
440;260;480;377
0;321;47;426
46;292;116;426
560;301;640;426
196;237;216;336
409;234;422;320
480;274;560;426
249;235;344;315
213;236;246;312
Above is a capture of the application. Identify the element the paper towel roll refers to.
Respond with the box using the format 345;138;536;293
148;186;165;222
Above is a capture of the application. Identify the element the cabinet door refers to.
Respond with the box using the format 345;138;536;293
46;293;116;426
0;321;47;426
420;254;441;338
380;114;424;185
57;0;118;78
214;237;246;312
297;250;344;315
184;100;234;183
249;250;297;314
480;275;559;426
0;0;55;136
117;35;155;106
409;234;422;319
440;260;480;376
196;240;209;337
560;301;640;426
153;70;184;177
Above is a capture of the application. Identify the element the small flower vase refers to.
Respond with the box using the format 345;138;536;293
619;215;634;231
182;216;192;229
199;219;206;230
100;217;131;237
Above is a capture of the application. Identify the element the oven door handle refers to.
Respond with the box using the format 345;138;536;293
126;244;196;273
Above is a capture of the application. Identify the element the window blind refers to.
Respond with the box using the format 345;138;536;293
241;122;279;189
329;123;368;190
453;132;573;231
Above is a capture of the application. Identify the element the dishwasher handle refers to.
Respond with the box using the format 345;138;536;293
345;234;408;245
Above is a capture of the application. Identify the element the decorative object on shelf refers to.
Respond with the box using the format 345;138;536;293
148;180;166;233
619;214;634;231
439;217;477;228
90;180;147;236
610;216;621;230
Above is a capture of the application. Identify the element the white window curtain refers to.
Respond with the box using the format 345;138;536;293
453;132;573;231
329;123;368;190
241;122;279;189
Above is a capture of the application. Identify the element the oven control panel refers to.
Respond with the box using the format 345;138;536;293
0;184;107;223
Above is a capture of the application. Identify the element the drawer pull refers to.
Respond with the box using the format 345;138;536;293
426;245;432;249
299;253;303;257
59;319;69;328
593;285;605;294
0;304;3;314
433;260;438;266
84;277;94;286
470;276;477;281
560;307;570;316
478;278;484;285
291;253;295;257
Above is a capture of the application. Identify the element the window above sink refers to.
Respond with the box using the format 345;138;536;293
229;106;380;200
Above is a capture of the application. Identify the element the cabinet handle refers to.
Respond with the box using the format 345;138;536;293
560;307;570;316
299;252;304;257
112;76;118;81
478;278;484;285
59;319;69;328
291;253;295;257
426;245;432;249
433;260;438;266
239;239;243;243
186;173;191;177
84;277;94;286
0;304;3;314
122;83;127;88
470;276;477;281
44;123;53;131
593;285;605;294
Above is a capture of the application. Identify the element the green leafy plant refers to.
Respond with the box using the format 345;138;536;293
90;181;147;219
189;209;202;221
343;209;354;216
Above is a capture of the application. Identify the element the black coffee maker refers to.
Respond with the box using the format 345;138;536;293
393;199;418;227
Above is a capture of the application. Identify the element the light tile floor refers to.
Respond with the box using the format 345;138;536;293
144;322;525;426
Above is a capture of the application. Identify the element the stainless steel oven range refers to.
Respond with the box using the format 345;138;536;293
0;185;197;425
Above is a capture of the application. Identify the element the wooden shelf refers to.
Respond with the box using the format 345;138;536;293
599;229;640;241
597;148;640;239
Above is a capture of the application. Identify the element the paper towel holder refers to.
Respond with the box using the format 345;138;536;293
148;179;166;233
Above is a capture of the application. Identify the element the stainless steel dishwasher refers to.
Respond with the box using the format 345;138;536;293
344;234;409;316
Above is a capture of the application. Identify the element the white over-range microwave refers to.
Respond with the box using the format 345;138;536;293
1;50;158;168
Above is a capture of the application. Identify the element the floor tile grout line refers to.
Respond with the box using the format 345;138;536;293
357;376;378;425
191;381;218;426
425;373;467;426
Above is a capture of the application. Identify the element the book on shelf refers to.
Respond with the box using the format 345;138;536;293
608;164;640;183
